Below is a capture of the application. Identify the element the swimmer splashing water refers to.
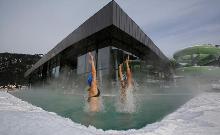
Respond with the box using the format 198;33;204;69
87;52;100;112
118;55;134;103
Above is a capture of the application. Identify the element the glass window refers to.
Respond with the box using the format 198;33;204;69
54;66;60;78
77;54;86;74
98;47;110;70
51;66;60;78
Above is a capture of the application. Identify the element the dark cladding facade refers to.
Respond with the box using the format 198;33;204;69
25;1;171;90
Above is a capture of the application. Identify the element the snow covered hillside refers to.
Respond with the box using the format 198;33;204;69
0;91;220;135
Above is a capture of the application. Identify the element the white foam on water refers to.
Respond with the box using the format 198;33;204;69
0;91;220;135
116;86;137;113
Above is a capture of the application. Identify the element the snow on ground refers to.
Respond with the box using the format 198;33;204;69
0;91;220;135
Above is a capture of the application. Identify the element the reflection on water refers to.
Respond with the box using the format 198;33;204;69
11;87;194;130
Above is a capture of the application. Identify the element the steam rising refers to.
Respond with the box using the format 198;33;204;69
31;66;220;112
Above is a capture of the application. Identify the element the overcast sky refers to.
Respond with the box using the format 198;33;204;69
0;0;220;58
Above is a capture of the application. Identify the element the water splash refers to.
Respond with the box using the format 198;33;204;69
83;96;105;112
116;86;137;113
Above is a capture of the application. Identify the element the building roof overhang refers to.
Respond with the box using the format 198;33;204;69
25;1;169;77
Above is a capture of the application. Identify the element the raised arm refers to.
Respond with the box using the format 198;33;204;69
119;64;123;81
126;56;132;86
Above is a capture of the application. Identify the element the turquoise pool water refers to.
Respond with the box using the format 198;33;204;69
12;88;193;130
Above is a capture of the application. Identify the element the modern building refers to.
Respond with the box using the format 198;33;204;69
25;1;170;90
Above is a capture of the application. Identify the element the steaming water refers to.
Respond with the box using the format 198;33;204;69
11;87;194;130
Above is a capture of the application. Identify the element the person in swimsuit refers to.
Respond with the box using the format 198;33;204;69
87;52;100;112
118;56;133;103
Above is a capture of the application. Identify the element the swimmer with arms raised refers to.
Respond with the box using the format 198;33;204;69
118;56;133;103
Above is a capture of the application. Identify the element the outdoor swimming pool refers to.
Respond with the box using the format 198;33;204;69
11;87;194;130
